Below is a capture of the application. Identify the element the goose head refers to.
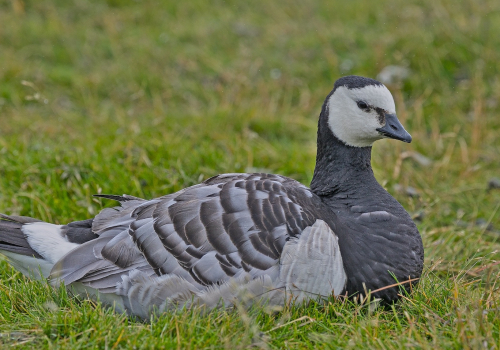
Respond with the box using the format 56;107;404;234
325;76;411;147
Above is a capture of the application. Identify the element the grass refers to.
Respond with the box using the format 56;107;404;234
0;0;500;348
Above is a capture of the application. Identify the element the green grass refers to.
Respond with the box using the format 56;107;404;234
1;0;500;348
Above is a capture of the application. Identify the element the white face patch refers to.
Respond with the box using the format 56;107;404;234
327;84;396;147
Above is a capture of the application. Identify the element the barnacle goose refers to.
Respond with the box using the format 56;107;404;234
0;76;424;318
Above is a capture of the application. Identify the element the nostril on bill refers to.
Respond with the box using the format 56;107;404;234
390;124;398;131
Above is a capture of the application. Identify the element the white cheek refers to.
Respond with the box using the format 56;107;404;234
327;91;384;147
354;112;385;144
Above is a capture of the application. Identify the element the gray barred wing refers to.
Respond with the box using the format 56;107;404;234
132;173;319;286
51;173;324;296
47;173;342;317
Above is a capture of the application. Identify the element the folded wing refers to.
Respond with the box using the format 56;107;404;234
50;173;341;313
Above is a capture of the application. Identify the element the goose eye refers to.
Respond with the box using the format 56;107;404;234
356;101;369;110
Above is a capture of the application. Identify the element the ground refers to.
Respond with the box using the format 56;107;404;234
1;0;500;348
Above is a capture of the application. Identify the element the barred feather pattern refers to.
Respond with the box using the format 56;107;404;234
48;173;346;317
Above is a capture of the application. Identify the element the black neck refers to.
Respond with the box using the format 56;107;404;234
310;103;377;196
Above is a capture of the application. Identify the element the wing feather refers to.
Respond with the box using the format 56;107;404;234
51;173;334;311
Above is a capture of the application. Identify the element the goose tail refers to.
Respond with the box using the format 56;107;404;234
0;214;80;280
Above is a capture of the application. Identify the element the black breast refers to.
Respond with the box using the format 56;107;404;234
322;185;424;303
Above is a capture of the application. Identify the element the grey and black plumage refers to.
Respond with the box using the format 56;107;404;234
0;76;424;318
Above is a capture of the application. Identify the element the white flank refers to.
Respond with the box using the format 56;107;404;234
280;219;346;300
328;84;396;147
69;282;126;314
22;222;80;264
1;251;53;279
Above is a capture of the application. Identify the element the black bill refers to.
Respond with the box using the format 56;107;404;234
376;113;412;143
